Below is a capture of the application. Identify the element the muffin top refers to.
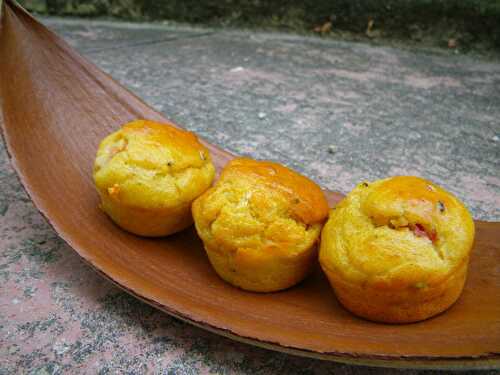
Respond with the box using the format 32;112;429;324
320;176;475;290
93;120;215;209
192;158;329;257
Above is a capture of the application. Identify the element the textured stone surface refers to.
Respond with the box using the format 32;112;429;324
1;17;499;374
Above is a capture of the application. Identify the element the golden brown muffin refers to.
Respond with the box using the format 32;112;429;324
192;158;329;292
319;176;475;323
93;119;215;236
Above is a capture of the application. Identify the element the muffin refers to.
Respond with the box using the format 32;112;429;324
319;176;475;323
93;119;215;237
192;158;329;292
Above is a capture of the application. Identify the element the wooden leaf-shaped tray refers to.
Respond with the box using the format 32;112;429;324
1;1;499;369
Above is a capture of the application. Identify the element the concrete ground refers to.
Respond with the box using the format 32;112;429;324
0;17;499;374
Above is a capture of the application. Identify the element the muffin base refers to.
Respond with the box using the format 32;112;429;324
205;245;317;293
99;192;193;237
323;261;468;324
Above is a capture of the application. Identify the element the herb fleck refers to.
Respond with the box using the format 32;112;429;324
438;201;445;212
415;282;427;289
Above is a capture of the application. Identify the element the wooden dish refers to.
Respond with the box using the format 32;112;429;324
1;1;499;369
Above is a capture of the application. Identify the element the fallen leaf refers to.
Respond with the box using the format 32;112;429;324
366;19;374;34
366;18;381;38
321;21;332;34
313;21;332;35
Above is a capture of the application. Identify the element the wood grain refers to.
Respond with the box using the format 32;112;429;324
0;1;499;369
